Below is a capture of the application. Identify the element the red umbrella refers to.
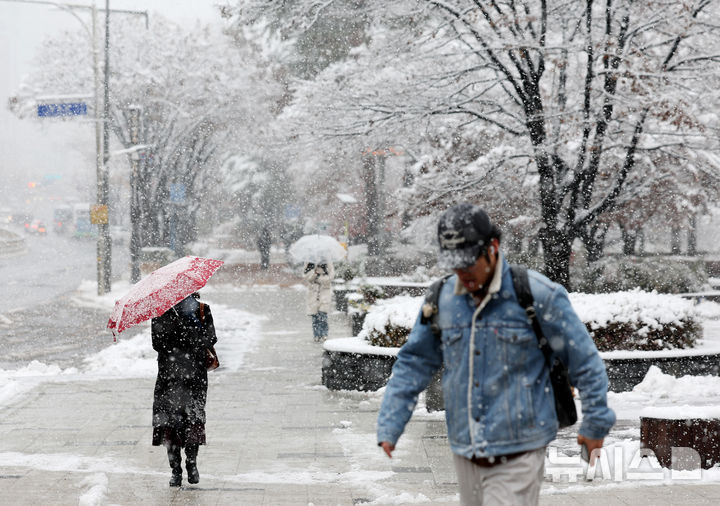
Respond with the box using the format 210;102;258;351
107;256;224;337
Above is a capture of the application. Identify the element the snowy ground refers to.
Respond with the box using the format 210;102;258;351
1;280;263;410
2;280;720;500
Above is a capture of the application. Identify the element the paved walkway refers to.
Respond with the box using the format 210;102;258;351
1;282;720;504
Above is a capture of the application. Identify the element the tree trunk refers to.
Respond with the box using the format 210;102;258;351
671;226;682;255
362;154;380;256
687;214;697;256
619;223;637;255
539;227;572;290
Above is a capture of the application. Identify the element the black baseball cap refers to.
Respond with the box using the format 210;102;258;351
437;203;496;270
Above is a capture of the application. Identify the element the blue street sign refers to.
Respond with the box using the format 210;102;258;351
37;102;87;117
284;204;301;220
169;183;186;203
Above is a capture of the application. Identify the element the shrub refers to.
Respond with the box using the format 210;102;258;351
367;323;411;347
360;289;703;352
359;295;421;348
586;319;701;351
570;290;702;351
335;260;361;282
346;292;367;316
572;255;708;294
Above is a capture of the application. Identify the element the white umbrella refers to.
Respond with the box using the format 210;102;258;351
289;234;346;264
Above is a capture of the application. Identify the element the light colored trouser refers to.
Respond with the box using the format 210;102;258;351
453;447;546;506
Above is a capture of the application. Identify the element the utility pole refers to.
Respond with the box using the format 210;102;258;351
92;2;103;290
127;106;142;283
95;0;112;294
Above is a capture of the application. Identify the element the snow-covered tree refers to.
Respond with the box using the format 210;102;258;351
218;155;299;269
10;15;282;257
229;0;720;288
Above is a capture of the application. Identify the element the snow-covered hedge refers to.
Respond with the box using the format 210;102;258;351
571;256;708;294
360;290;702;351
358;295;421;347
346;284;386;315
569;290;701;351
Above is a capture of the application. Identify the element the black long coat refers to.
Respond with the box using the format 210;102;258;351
151;302;217;447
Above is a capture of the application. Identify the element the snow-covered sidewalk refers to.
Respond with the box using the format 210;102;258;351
1;281;720;504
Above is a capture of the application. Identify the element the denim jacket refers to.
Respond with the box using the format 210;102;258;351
377;257;615;458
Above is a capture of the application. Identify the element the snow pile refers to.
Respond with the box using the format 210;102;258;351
367;492;431;504
211;302;265;372
72;279;134;311
0;301;263;410
639;405;720;419
693;299;720;320
82;301;263;376
608;366;720;419
78;473;108;506
0;361;79;407
82;331;156;377
632;365;720;398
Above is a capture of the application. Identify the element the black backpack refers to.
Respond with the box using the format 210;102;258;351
420;265;578;428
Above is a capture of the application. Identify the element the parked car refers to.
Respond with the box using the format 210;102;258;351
53;205;73;234
10;212;33;228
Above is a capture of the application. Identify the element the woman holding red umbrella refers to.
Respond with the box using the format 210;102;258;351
151;292;217;487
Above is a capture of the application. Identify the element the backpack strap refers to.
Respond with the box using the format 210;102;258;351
509;265;553;366
198;303;205;324
421;274;452;338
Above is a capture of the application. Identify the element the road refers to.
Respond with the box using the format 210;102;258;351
0;226;128;311
0;227;132;369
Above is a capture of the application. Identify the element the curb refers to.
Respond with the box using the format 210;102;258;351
0;228;26;257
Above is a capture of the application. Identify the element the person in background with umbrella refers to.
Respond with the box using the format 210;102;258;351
151;292;217;487
303;261;334;342
289;234;345;342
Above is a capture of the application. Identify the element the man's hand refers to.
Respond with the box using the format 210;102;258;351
379;441;395;458
577;434;604;465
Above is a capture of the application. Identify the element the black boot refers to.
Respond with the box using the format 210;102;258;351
185;444;200;484
167;444;182;487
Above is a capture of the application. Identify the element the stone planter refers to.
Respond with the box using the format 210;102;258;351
321;338;441;412
601;350;720;392
641;411;720;470
334;290;349;312
322;337;720;397
332;278;431;313
322;338;399;391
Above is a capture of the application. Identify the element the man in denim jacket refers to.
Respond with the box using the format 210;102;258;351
377;203;615;505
